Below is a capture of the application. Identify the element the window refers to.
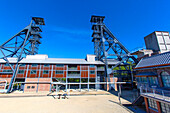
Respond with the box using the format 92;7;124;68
20;64;26;67
148;98;158;110
98;66;104;69
56;64;64;67
3;70;12;72
149;77;158;86
18;70;24;74
4;63;14;67
90;65;95;67
161;102;170;113
32;64;38;67
90;71;95;74
68;65;77;69
55;71;64;74
43;70;49;74
161;71;170;87
140;77;147;83
4;63;9;66
31;86;35;89
90;78;95;82
44;64;50;67
136;77;140;82
30;70;37;74
27;86;30;89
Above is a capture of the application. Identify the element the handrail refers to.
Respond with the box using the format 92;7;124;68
140;86;170;101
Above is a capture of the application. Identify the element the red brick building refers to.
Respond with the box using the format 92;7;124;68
135;52;170;113
0;54;124;93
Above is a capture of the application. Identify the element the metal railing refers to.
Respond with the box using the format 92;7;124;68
140;86;170;101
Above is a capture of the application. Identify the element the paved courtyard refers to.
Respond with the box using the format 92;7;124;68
0;94;131;113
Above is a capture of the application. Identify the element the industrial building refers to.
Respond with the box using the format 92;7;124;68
0;54;125;92
135;52;170;113
133;31;170;113
0;16;135;93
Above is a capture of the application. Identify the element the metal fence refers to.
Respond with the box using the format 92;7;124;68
140;86;170;101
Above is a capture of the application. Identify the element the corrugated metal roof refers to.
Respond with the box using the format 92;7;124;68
135;52;170;68
0;56;120;65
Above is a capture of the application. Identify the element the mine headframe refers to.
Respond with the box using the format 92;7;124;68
90;15;138;89
0;17;45;93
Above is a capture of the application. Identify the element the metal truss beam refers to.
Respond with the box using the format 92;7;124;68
90;15;138;90
0;17;45;93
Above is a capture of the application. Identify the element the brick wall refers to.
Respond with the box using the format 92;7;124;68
24;78;38;92
38;78;51;92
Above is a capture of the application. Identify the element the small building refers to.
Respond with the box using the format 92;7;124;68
132;31;170;62
135;52;170;113
144;31;170;53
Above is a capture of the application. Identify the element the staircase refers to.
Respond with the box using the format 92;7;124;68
132;95;144;106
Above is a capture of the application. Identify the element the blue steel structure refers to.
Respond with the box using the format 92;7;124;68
0;17;45;93
90;15;138;90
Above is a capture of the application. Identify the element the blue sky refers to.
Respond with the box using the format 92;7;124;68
0;0;170;58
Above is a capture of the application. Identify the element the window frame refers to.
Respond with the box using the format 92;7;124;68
3;69;13;72
30;70;37;74
161;71;170;87
31;64;38;67
148;98;158;110
90;71;95;74
55;70;64;74
90;65;95;67
44;64;50;67
18;70;24;74
56;64;64;67
43;70;49;74
20;64;26;67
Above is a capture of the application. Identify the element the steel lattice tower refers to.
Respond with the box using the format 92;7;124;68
90;15;137;90
0;17;45;93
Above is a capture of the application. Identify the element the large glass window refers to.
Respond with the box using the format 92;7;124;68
161;71;170;87
148;98;158;110
161;102;170;113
